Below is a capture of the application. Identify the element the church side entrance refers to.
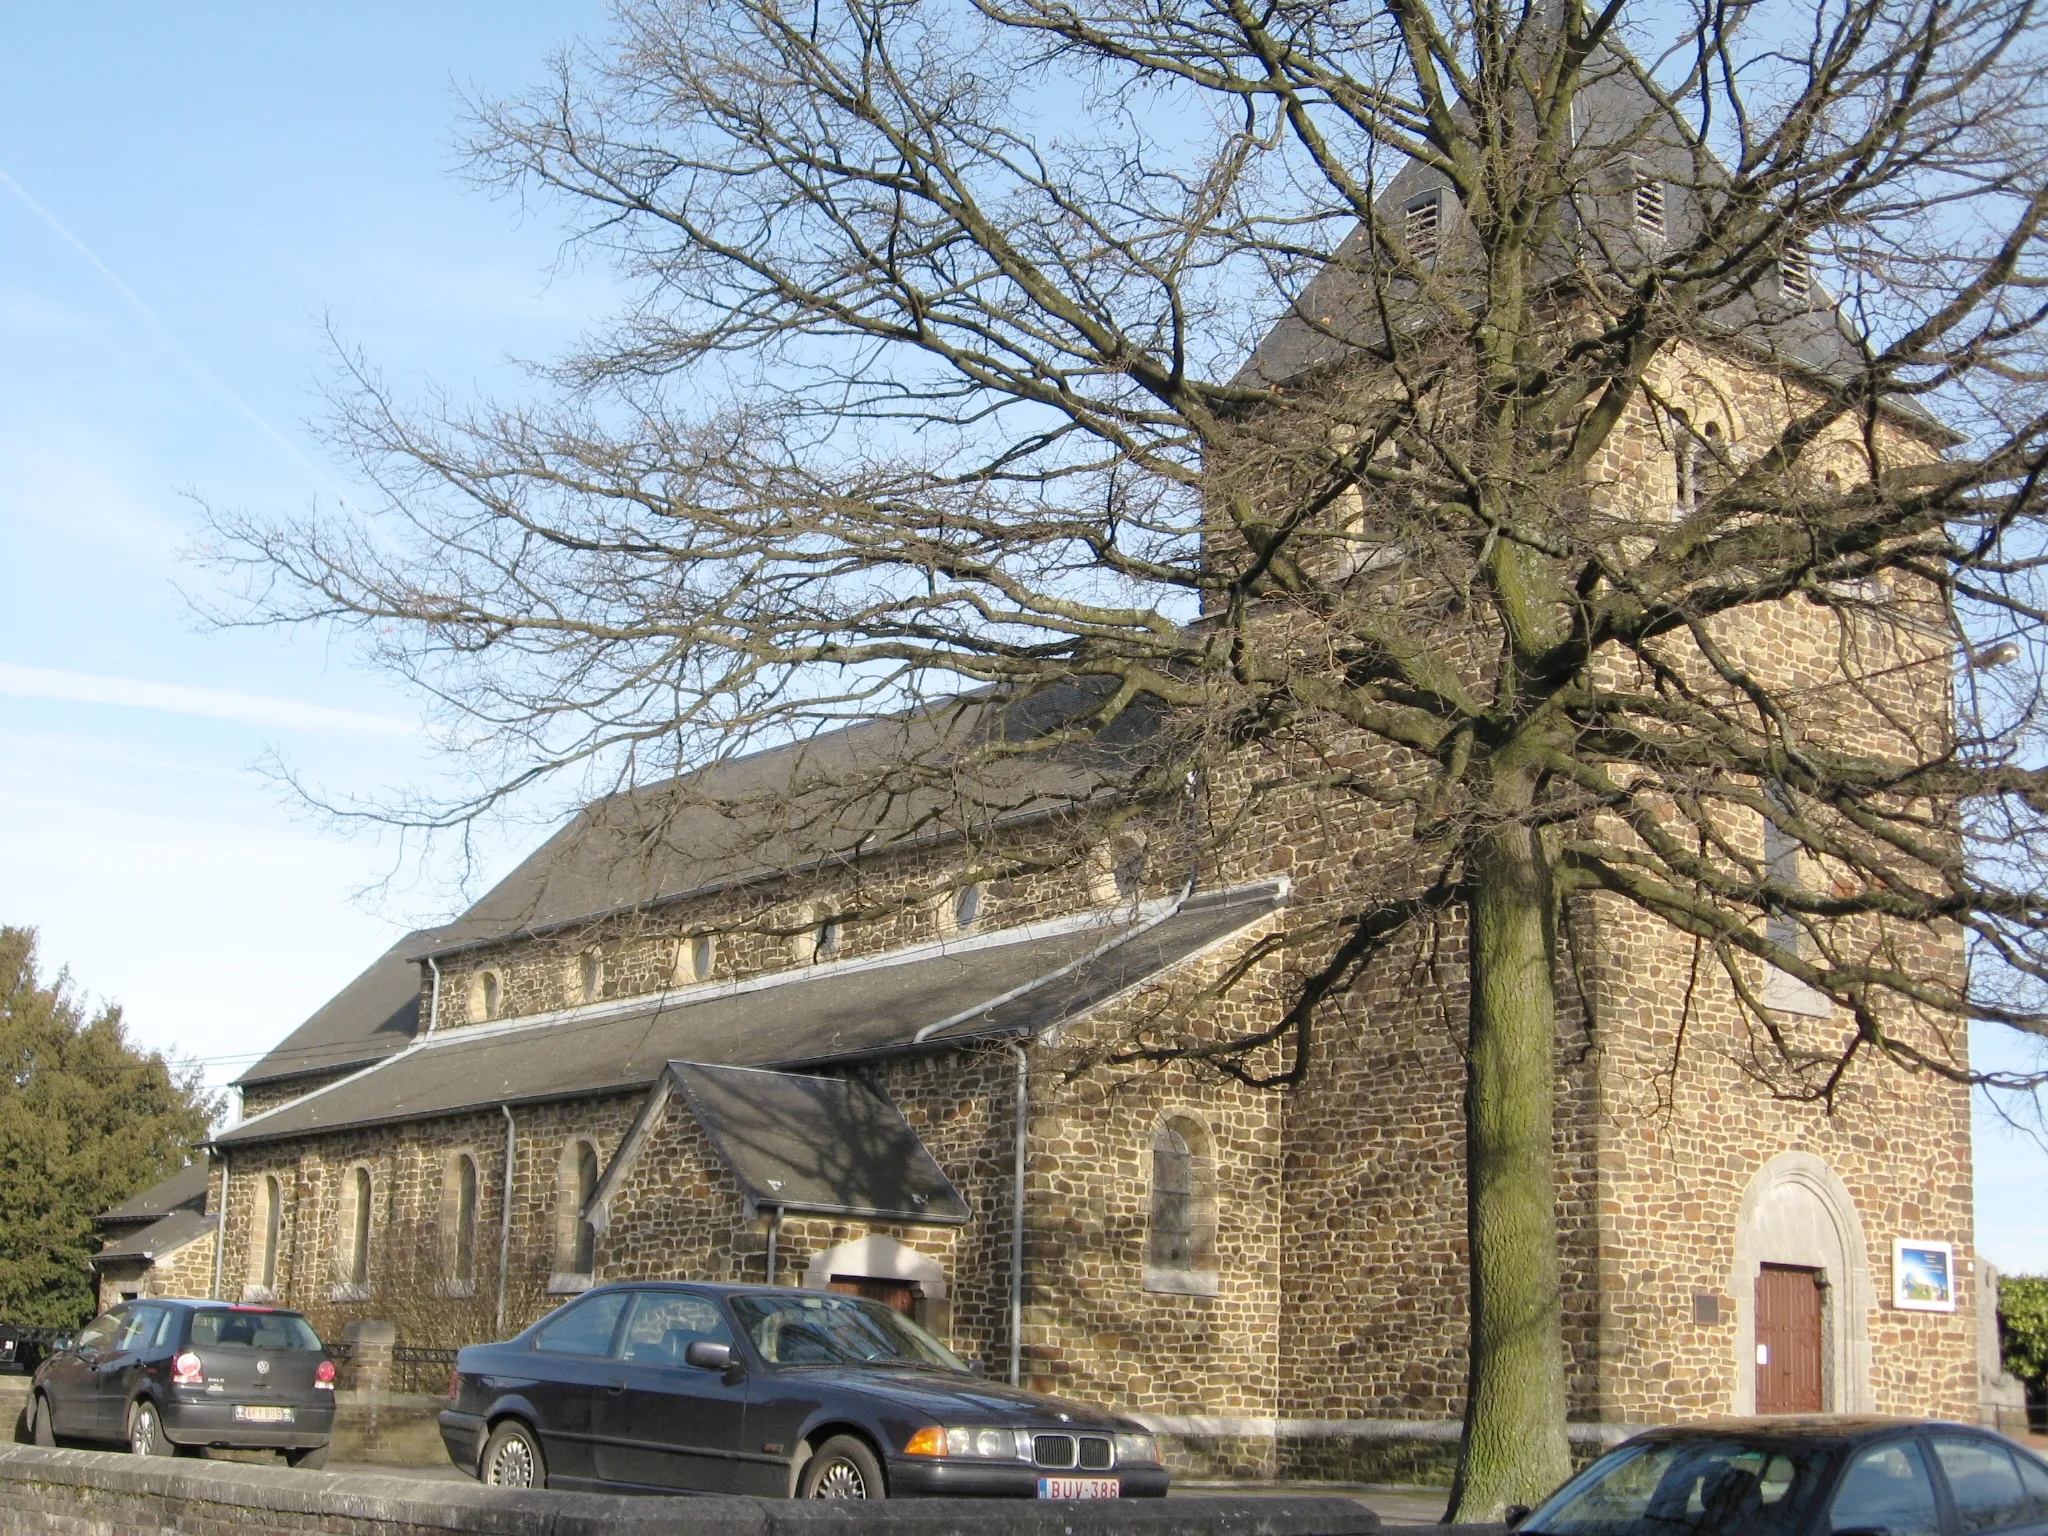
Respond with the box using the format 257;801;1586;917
830;1274;917;1314
1755;1263;1824;1413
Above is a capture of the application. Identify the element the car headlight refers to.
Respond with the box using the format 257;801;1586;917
1114;1432;1159;1465
907;1426;1025;1459
943;1426;1021;1459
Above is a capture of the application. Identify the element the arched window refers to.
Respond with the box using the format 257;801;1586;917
952;883;982;931
260;1175;281;1291
452;1154;478;1286
1675;418;1725;513
336;1166;372;1291
469;970;503;1023
578;949;605;1004
1144;1116;1219;1294
1149;1125;1194;1266
689;932;715;982
553;1140;601;1287
246;1174;281;1297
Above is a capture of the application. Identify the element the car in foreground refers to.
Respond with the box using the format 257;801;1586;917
23;1298;335;1466
440;1282;1169;1499
1511;1417;2048;1536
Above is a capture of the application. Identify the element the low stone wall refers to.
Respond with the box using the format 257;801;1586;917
0;1446;1386;1536
7;1379;447;1468
1143;1417;1632;1490
329;1391;451;1466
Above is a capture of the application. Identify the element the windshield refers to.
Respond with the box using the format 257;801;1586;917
730;1292;967;1371
189;1310;324;1351
1521;1438;1835;1536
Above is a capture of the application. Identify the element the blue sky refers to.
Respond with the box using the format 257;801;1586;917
0;5;613;1091
0;3;2042;1278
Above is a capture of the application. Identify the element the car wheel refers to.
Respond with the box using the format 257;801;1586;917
30;1394;54;1449
128;1400;177;1457
480;1420;546;1489
285;1444;329;1470
799;1435;885;1500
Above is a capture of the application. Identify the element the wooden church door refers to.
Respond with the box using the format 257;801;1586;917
1755;1264;1824;1413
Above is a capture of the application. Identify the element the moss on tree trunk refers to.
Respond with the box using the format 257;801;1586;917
1447;818;1572;1521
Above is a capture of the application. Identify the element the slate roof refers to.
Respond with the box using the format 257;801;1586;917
212;882;1283;1149
1233;43;1948;438
233;932;435;1091
98;1159;210;1228
91;1210;216;1267
410;681;1156;964
674;1063;972;1225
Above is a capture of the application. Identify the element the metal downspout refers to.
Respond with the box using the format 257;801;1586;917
496;1105;515;1334
426;957;442;1035
1009;1041;1027;1387
210;1152;230;1301
765;1206;781;1287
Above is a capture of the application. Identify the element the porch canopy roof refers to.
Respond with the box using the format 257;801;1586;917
211;881;1283;1150
90;1210;217;1267
671;1062;971;1225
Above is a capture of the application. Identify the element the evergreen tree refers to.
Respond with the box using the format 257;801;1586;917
0;928;218;1326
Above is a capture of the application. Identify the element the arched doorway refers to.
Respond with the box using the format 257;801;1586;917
1728;1152;1874;1413
802;1234;950;1337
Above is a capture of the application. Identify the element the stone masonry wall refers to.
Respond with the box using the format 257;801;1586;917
94;1230;217;1312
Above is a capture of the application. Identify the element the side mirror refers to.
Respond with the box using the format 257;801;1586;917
966;1359;987;1377
684;1341;733;1371
1503;1505;1533;1530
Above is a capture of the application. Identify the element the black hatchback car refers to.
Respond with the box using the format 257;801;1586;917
440;1282;1169;1499
24;1298;336;1466
1513;1417;2048;1536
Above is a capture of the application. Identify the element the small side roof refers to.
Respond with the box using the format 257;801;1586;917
98;1159;210;1227
91;1210;216;1266
674;1063;970;1225
213;882;1283;1148
234;932;435;1090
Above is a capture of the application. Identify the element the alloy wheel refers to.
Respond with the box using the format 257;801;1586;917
487;1435;536;1487
811;1457;869;1498
130;1404;158;1456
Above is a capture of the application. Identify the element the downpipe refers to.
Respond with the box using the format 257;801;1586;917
210;1151;230;1301
1009;1041;1027;1387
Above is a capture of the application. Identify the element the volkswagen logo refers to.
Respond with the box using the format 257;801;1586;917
256;1359;270;1376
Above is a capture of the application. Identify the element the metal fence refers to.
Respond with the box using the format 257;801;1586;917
391;1345;460;1396
0;1325;70;1371
318;1339;461;1395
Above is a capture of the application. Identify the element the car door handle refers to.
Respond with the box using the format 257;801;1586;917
606;1379;626;1394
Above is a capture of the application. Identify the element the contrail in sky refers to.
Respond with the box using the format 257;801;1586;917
0;662;414;736
0;163;350;502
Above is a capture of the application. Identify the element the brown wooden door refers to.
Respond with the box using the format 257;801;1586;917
1755;1264;1824;1413
829;1275;917;1315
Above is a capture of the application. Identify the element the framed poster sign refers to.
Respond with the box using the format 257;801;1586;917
1892;1239;1956;1312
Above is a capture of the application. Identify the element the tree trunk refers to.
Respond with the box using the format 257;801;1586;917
1447;817;1572;1522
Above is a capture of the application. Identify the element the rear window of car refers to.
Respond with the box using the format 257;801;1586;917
187;1310;323;1351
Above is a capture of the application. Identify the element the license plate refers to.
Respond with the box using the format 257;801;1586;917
234;1405;294;1423
1038;1477;1119;1499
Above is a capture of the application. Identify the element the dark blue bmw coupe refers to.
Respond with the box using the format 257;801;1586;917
438;1282;1169;1500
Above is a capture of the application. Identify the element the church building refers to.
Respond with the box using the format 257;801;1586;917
182;68;1985;1483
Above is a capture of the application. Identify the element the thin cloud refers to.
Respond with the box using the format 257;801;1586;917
0;663;412;736
0;163;349;501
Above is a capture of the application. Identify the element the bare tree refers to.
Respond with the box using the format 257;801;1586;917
207;0;2048;1512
